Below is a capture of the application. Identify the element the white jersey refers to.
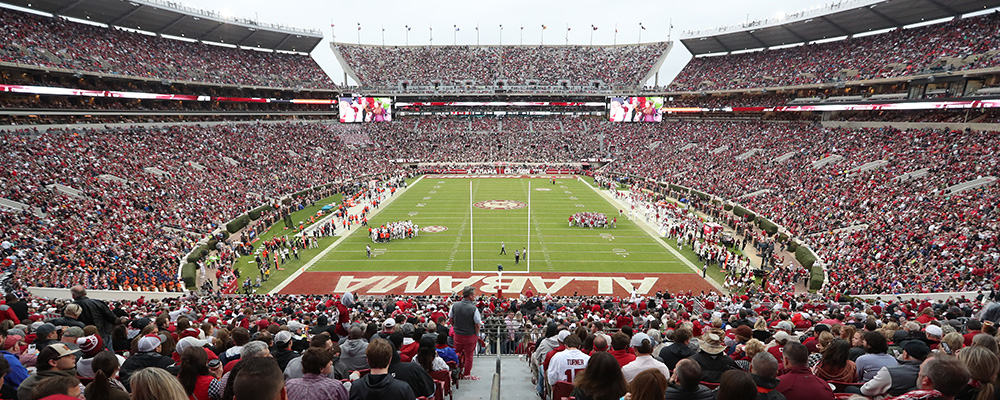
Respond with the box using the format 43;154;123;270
547;349;590;384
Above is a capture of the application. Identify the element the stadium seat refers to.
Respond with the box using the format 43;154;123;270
429;370;453;400
446;361;459;388
552;381;574;400
352;369;370;378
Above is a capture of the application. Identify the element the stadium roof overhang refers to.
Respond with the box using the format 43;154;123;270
0;0;323;53
681;0;1000;56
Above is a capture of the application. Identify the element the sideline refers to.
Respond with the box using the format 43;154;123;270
580;178;727;293
269;175;425;294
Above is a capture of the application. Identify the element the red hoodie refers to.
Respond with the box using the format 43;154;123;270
400;340;419;361
610;349;636;367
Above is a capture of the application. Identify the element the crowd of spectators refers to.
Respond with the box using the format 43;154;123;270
660;93;793;109
0;122;396;291
0;95;336;115
0;8;335;89
838;110;993;123
335;43;669;87
4;116;999;296
597;119;1000;295
4;114;1000;297
368;117;598;163
0;280;992;400
0;113;335;126
670;11;1000;91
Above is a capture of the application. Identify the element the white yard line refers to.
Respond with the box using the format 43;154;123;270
580;178;727;293
269;176;424;294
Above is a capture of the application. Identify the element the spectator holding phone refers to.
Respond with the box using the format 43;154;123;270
177;346;224;400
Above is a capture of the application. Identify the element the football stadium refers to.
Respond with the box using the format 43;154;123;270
1;0;1000;399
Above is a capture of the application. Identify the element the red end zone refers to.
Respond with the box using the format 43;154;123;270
278;271;717;297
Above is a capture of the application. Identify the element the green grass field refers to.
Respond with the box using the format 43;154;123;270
229;192;344;291
306;176;691;274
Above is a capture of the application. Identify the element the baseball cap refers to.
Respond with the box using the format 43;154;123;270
130;318;151;330
776;321;794;332
287;321;305;333
774;331;791;343
901;340;931;360
178;328;201;340
735;325;753;339
274;330;294;344
925;324;943;338
3;335;21;350
138;335;162;352
383;318;396;329
175;336;210;354
35;323;57;338
45;343;75;358
630;332;651;348
557;330;571;342
61;327;84;339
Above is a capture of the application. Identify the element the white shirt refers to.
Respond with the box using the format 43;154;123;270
547;348;590;384
621;355;671;383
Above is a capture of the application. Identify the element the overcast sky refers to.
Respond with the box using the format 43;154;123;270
193;0;837;86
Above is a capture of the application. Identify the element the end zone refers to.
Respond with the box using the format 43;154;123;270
278;271;717;296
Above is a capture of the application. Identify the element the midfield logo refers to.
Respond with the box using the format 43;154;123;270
473;200;527;210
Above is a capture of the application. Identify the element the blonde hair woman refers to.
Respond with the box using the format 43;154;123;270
745;339;765;358
940;332;964;355
130;367;188;400
957;346;999;400
809;331;836;368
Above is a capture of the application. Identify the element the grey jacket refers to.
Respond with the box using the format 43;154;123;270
340;338;369;371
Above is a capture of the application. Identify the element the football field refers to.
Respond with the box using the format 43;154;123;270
307;176;689;274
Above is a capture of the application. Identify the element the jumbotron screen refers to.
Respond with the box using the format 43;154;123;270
339;96;392;123
608;96;663;122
